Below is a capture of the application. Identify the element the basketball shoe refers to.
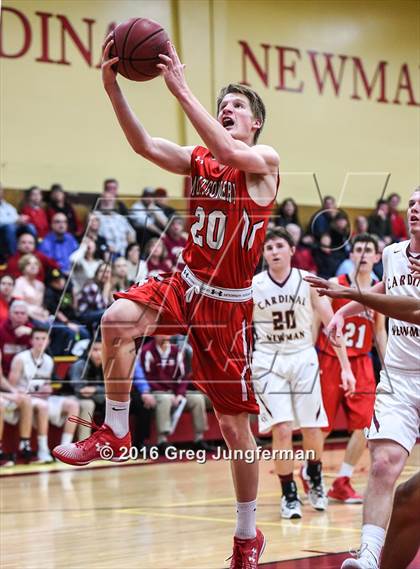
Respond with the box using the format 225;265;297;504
281;480;302;519
228;528;266;569
299;464;328;511
328;476;363;504
52;417;131;466
341;544;379;568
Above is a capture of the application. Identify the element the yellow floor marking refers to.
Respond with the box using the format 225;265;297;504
116;508;361;533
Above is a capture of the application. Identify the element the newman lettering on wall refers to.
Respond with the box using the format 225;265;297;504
1;0;418;204
239;41;419;107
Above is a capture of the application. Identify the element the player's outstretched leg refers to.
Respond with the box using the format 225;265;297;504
217;412;265;569
341;440;407;569
380;472;420;569
53;299;159;466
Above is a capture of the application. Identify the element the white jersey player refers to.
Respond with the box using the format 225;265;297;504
252;227;355;519
325;188;420;569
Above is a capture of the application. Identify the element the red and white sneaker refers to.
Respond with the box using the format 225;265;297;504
52;417;131;466
299;464;310;495
328;476;363;504
228;528;266;569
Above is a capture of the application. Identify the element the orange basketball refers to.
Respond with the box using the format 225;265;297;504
110;17;170;82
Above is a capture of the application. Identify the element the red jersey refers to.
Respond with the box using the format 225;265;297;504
183;146;276;289
317;274;377;357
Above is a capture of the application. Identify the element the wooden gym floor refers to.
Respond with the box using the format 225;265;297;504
1;443;419;569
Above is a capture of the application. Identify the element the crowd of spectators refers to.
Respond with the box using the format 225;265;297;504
0;180;409;465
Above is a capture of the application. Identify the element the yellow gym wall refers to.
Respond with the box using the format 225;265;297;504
1;0;419;206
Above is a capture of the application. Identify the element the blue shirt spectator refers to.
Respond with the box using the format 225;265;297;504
39;212;78;273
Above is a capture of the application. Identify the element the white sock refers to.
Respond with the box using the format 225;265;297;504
361;524;386;563
37;435;49;453
105;398;129;438
61;432;73;445
339;462;354;478
235;500;257;540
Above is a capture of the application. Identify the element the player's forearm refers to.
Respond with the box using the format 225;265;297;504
176;87;239;162
332;341;352;371
361;293;420;325
105;83;155;157
335;281;385;319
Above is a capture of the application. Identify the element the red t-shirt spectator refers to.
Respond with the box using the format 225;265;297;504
20;205;50;238
5;250;58;282
0;318;32;376
390;211;408;241
291;246;317;274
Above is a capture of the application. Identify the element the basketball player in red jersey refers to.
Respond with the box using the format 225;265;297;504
314;234;387;504
306;255;420;569
53;38;279;567
306;189;420;569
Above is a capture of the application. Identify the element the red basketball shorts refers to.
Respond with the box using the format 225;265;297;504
114;271;258;415
319;352;376;431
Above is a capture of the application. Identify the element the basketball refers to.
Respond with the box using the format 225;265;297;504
110;18;170;82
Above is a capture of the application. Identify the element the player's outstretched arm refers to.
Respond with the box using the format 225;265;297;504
305;275;420;325
101;37;192;175
157;43;279;179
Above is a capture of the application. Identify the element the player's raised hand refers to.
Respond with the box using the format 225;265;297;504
157;42;187;97
408;257;420;278
101;35;119;89
304;275;353;299
340;366;356;398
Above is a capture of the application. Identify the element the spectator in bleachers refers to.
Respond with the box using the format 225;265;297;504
145;238;173;277
125;243;147;284
131;357;155;452
111;256;130;293
39;213;79;274
353;215;369;236
46;184;82;237
103;178;128;216
96;191;136;257
309;195;338;239
129;187;168;246
329;211;351;261
0;300;32;377
0;350;33;465
368;198;393;243
77;262;113;330
69;237;102;294
68;338;105;440
0;275;14;324
44;268;90;352
0;185;36;255
274;198;300;228
373;237;386;279
9;327;79;462
20;186;49;239
85;213;110;261
141;335;208;453
313;233;341;279
4;230;58;282
162;216;187;267
286;223;317;273
154;187;177;219
12;255;49;321
387;192;408;241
